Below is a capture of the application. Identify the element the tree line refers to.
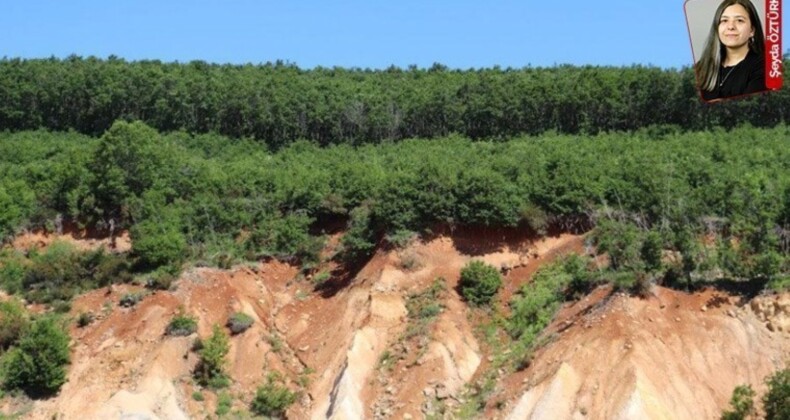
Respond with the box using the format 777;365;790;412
1;56;789;147
1;122;787;286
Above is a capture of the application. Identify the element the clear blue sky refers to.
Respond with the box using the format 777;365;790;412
0;0;782;69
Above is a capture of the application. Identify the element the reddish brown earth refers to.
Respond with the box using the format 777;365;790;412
10;227;131;254
2;228;788;419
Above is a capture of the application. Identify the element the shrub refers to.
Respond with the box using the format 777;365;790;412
641;230;664;272
520;203;549;236
763;368;790;420
248;213;323;265
562;254;595;298
216;392;232;416
166;312;198;336
119;292;144;308
195;324;229;388
459;261;502;306
268;334;283;353
22;241;82;304
312;270;331;287
145;265;179;290
385;229;417;249
341;204;377;261
192;391;204;401
398;251;421;271
0;299;29;350
403;278;445;340
0;253;27;295
593;219;642;271
506;258;588;364
80;248;132;287
131;212;187;269
17;242;134;305
52;300;72;314
721;384;755;420
226;312;254;335
1;316;70;396
76;312;94;328
766;275;790;292
251;372;297;418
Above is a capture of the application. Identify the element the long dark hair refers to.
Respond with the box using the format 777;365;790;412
695;0;764;92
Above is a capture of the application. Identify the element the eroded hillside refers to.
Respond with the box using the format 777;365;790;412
5;229;789;419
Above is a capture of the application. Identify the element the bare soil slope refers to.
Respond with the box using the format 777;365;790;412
5;229;788;419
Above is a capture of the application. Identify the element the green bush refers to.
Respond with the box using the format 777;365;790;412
505;256;594;368
131;210;187;269
22;241;82;304
80;248;133;288
593;219;643;271
248;213;323;265
166;312;198;336
145;267;178;290
251;372;297;418
721;384;755;420
0;299;29;349
195;324;229;388
763;368;790;420
216;392;232;416
459;261;502;306
15;242;133;305
520;203;549;236
0;253;27;295
766;275;790;292
641;230;664;272
76;312;94;328
312;270;331;287
385;229;417;249
562;254;596;299
1;316;70;396
507;262;570;342
119;292;144;308
341;204;377;261
226;312;254;335
0;182;35;242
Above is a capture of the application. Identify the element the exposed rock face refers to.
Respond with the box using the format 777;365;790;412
503;288;790;420
751;293;790;333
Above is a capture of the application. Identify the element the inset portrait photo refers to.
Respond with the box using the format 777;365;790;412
685;0;783;102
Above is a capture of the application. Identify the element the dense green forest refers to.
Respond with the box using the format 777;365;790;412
1;56;790;147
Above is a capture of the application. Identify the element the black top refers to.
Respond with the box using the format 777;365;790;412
701;50;766;101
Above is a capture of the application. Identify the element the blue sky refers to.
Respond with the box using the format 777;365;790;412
0;0;782;69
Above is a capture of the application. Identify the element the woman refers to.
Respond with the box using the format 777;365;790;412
696;0;766;101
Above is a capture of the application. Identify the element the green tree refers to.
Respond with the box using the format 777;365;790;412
87;120;168;225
